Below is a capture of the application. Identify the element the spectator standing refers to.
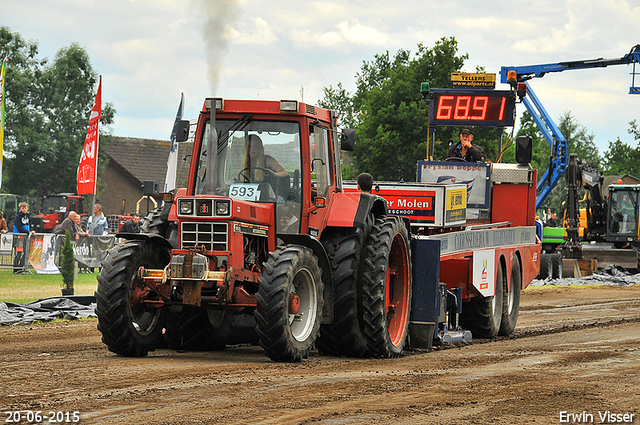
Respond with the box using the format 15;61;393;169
55;211;88;241
13;202;34;274
13;202;34;234
545;212;557;227
87;203;108;235
0;211;8;233
120;213;141;233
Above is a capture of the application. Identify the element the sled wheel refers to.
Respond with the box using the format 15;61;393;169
362;216;412;358
164;306;233;351
255;245;323;362
95;240;169;356
461;261;504;338
537;253;550;279
499;256;521;336
551;253;563;279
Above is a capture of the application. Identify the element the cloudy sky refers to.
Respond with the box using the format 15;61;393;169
3;0;639;153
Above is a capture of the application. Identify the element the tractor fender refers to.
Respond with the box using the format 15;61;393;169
116;232;177;251
325;192;388;228
277;233;334;324
355;193;388;224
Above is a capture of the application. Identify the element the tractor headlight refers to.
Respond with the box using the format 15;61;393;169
215;200;230;216
179;199;193;215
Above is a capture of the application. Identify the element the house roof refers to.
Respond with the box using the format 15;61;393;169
104;137;171;185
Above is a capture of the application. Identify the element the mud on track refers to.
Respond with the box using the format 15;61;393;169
1;285;639;425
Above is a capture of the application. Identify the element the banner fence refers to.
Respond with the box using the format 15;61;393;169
0;233;117;274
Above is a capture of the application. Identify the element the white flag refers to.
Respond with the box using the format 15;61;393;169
164;93;185;193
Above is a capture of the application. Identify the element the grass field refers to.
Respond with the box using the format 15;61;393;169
0;268;99;304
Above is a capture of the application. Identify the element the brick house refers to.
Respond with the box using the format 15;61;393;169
99;136;192;216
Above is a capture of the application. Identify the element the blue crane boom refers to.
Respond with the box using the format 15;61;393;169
499;44;640;209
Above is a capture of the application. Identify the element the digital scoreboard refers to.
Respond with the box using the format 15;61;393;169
429;89;516;127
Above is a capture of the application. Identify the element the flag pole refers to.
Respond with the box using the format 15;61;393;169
0;57;7;189
90;78;100;235
164;93;185;194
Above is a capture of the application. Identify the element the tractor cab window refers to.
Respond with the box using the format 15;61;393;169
42;196;68;214
309;125;332;200
609;190;638;235
195;119;302;234
69;198;82;214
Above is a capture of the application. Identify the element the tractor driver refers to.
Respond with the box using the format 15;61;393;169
447;129;486;162
240;135;288;182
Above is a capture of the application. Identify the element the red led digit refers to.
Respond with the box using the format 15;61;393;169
436;95;454;119
471;96;488;120
498;96;506;121
454;96;471;120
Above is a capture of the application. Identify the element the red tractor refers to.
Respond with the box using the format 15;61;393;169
95;99;412;362
31;194;87;233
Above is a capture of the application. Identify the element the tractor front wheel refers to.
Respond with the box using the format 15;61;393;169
95;240;169;357
255;245;323;362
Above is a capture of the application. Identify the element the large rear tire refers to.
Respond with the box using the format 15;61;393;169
164;306;233;351
461;262;504;338
362;216;412;358
95;240;169;357
317;229;369;357
255;245;323;362
499;256;521;336
141;207;170;238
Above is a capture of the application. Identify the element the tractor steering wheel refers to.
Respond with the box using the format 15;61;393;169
445;157;467;162
237;167;275;183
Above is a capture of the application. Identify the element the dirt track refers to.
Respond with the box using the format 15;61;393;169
1;285;640;425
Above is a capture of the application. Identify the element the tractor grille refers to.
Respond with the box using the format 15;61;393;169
107;216;121;233
181;221;228;251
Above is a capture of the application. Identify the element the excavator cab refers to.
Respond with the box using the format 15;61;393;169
607;186;640;244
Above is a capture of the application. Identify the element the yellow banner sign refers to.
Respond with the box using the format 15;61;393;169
451;73;496;89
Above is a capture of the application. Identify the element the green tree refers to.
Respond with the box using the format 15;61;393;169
602;137;640;175
628;119;640;141
0;27;115;198
558;111;599;167
318;82;357;129
340;37;469;181
518;109;601;214
602;120;640;176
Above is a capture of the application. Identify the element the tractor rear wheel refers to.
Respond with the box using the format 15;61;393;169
255;245;323;362
95;240;169;357
362;216;412;358
461;262;504;338
164;306;233;351
499;256;521;336
317;229;369;357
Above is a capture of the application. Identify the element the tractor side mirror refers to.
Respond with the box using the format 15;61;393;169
175;120;191;143
341;128;356;151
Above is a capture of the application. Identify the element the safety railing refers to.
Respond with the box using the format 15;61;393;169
0;233;118;275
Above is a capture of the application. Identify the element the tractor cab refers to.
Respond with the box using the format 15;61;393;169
179;99;348;237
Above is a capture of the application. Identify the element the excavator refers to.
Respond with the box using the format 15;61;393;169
558;153;640;275
500;45;640;277
500;44;640;210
